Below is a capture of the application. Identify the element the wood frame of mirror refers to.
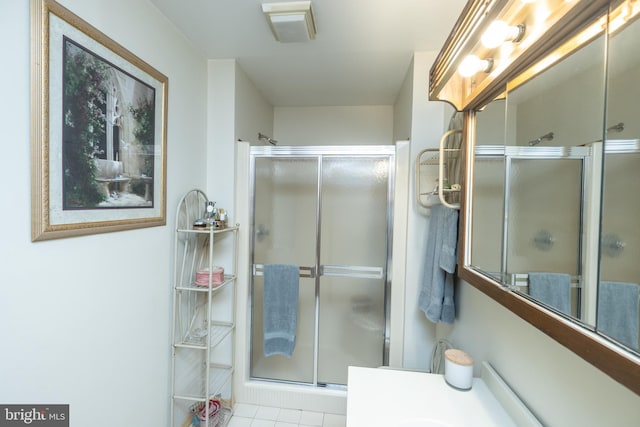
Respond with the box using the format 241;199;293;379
430;0;640;396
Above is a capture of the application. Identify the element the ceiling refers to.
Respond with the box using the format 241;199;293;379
149;0;468;107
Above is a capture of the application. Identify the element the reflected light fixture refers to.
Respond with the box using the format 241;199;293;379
262;1;317;43
458;55;494;77
481;20;526;48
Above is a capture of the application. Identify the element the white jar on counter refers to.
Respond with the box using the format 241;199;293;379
444;348;474;390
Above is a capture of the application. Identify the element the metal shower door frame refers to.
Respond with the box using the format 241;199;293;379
248;145;396;387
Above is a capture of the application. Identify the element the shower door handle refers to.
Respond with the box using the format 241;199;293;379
319;265;384;280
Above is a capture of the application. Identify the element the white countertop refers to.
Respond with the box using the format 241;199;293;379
346;364;540;427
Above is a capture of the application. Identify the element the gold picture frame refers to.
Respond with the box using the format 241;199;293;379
31;0;168;241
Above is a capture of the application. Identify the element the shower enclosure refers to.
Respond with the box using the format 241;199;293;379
249;146;394;387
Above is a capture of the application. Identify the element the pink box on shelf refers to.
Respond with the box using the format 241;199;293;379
195;266;224;287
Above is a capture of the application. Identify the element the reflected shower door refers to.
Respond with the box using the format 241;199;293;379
251;157;318;383
600;150;640;282
470;152;505;279
506;155;583;317
318;157;389;385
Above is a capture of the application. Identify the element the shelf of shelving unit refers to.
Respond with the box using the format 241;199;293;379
173;365;233;401
175;322;234;349
175;275;238;292
176;225;239;235
171;189;238;427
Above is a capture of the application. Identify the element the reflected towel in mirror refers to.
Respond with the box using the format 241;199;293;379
528;272;572;316
597;281;639;350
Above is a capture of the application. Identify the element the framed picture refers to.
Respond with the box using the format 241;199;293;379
31;0;168;241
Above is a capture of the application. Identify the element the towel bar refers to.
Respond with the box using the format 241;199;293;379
510;273;582;289
320;265;384;279
253;264;315;278
252;264;384;280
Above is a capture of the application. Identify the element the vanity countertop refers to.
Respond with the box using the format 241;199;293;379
346;363;541;427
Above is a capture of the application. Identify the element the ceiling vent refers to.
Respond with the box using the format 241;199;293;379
262;1;316;43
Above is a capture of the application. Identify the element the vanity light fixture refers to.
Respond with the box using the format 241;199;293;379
458;55;494;77
481;20;526;48
262;1;316;43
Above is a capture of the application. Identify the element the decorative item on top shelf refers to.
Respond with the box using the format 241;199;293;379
193;201;229;230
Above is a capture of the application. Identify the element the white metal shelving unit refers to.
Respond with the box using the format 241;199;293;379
171;189;239;427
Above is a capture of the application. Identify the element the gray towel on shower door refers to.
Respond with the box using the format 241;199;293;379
419;204;459;324
597;281;639;350
528;272;571;316
263;264;300;357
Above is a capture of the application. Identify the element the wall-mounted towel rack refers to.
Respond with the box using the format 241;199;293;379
416;129;462;209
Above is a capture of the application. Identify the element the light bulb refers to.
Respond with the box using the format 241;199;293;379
458;55;493;77
481;20;526;48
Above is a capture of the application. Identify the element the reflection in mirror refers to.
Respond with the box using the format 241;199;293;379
505;153;586;320
469;100;505;281
599;13;640;353
469;32;608;326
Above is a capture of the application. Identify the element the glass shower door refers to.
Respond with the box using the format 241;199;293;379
318;156;389;385
249;147;394;387
251;156;318;384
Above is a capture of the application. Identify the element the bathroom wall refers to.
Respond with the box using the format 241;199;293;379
207;59;274;223
0;1;207;426
206;59;274;286
273;106;393;145
392;58;413;143
399;51;452;371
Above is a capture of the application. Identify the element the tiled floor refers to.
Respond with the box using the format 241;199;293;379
228;403;346;427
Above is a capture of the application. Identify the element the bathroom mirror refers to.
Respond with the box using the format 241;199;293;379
468;98;505;281
468;30;607;327
598;10;640;352
456;0;640;395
